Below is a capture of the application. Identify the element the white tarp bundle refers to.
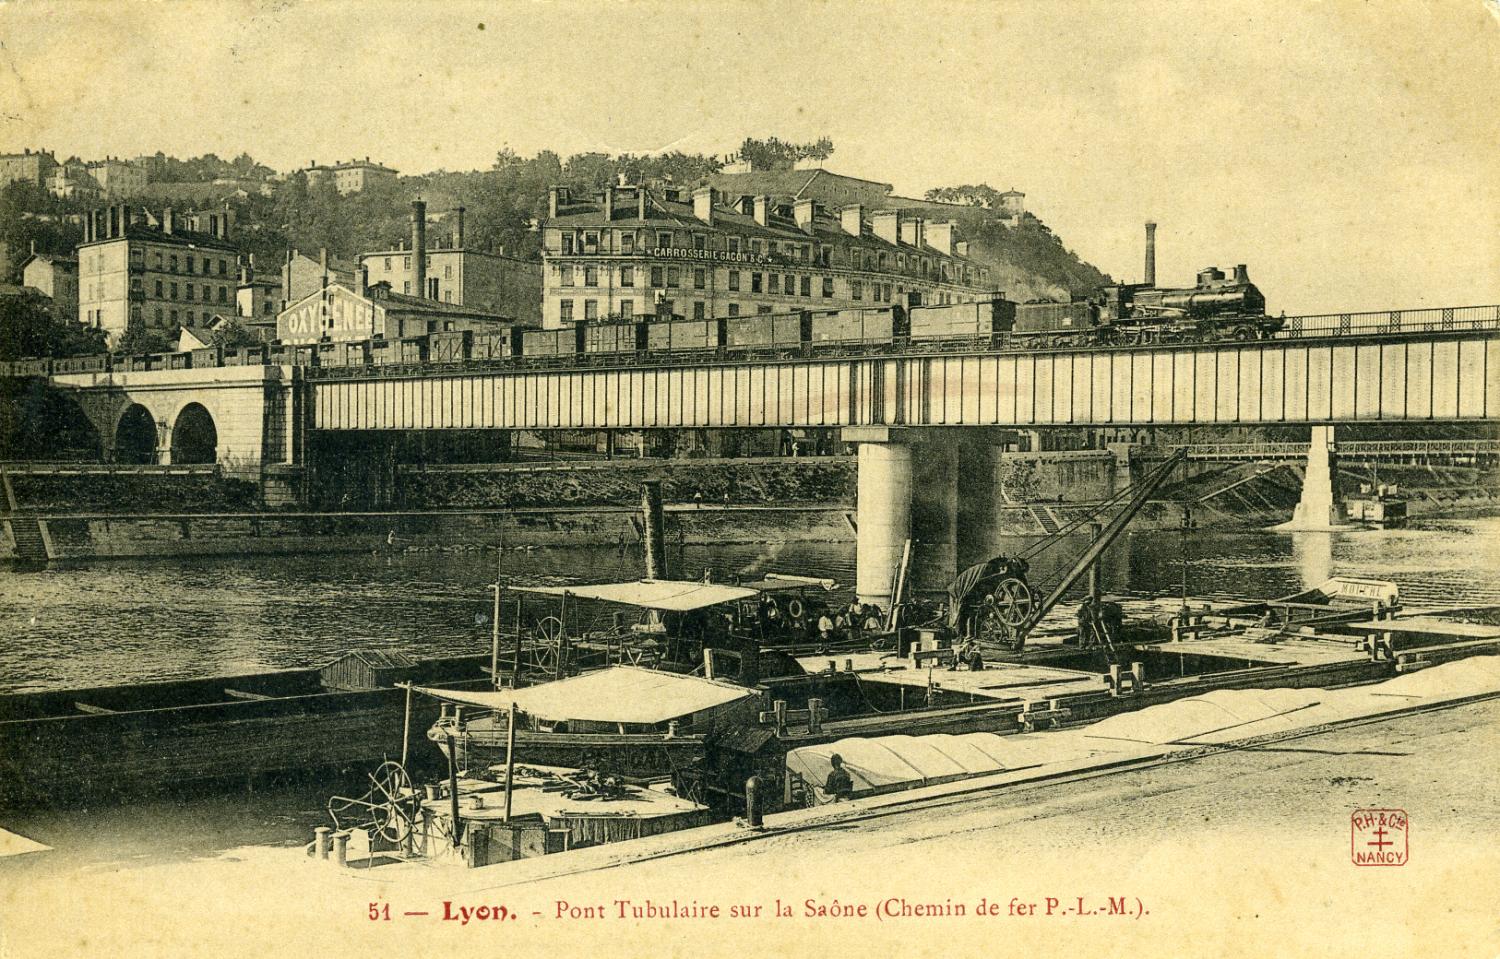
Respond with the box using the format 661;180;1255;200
414;666;758;725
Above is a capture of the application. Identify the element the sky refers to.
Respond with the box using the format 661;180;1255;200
0;0;1496;314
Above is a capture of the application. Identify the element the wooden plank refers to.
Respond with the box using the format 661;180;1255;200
222;688;273;701
73;702;115;715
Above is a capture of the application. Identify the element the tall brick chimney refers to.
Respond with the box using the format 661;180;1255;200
455;206;465;250
411;199;427;299
1144;221;1157;287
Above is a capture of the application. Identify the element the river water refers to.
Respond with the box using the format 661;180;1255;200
2;517;1498;693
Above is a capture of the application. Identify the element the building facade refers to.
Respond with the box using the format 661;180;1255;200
539;183;994;329
75;204;240;344
280;249;356;311
303;159;398;195
0;149;57;189
86;158;148;198
20;250;78;322
276;281;513;345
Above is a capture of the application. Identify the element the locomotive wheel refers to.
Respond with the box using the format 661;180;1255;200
1232;326;1257;341
989;576;1036;628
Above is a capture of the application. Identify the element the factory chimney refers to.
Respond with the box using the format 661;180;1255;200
411;199;427;299
1144;221;1157;287
454;205;465;251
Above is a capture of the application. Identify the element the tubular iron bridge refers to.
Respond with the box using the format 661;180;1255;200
307;324;1500;430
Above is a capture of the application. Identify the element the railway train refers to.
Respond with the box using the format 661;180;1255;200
0;265;1279;379
1013;263;1277;347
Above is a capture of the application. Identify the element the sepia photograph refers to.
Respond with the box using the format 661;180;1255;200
0;1;1497;956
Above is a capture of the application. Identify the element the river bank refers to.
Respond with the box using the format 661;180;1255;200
2;457;1494;562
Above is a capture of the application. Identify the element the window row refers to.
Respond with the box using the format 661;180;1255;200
142;249;232;277
149;279;231;304
554;230;979;282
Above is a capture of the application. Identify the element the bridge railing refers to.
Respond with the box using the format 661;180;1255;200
1134;440;1500;460
1272;304;1500;339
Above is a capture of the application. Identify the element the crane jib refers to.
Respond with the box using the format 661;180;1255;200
1021;448;1189;636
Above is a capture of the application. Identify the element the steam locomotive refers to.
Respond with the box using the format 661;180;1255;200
1013;264;1278;347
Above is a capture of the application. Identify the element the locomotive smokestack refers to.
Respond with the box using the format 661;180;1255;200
411;199;427;299
1144;221;1157;287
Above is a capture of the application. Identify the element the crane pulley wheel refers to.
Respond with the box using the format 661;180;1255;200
990;576;1036;627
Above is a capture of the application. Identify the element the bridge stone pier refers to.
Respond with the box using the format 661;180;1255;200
49;366;304;484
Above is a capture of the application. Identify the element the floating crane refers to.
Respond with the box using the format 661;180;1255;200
948;447;1189;655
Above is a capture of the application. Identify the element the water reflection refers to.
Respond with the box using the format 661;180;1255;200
0;518;1496;693
1289;532;1335;590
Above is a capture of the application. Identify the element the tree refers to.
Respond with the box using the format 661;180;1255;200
924;184;1006;208
0;290;106;360
114;326;173;355
735;136;836;172
207;316;262;349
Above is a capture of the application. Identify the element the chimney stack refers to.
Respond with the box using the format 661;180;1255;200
547;186;561;219
411;199;427;299
752;195;770;227
358;263;369;295
1144;221;1157;287
163;207;174;235
793;198;815;232
603;186;616;223
693;186;715;225
637;187;647;220
320;248;329;290
872;209;901;245
839;204;863;237
455;205;465;250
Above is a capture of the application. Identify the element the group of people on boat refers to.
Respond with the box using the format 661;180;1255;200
752;595;885;647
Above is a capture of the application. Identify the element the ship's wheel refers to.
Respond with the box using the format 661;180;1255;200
367;760;416;844
532;615;566;673
326;759;418;848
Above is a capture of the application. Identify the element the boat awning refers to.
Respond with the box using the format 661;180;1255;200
414;666;758;724
512;579;759;612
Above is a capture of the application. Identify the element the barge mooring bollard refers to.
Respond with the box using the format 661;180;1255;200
745;776;763;828
314;826;331;860
1131;661;1146;692
332;830;350;868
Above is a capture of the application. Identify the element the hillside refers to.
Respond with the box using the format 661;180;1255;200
3;141;1112;306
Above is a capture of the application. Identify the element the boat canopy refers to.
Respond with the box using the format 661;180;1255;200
512;579;759;612
413;666;758;724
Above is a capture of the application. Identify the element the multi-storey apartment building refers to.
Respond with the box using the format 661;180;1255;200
539;182;993;328
0;149;57;189
86;158;149;198
303;158;399;195
75;204;240;344
19;248;78;322
359;205;542;322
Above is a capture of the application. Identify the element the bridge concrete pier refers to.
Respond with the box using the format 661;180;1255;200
1279;425;1350;530
852;430;913;608
850;428;1000;608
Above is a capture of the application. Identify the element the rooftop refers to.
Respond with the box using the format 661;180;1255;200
548;186;981;261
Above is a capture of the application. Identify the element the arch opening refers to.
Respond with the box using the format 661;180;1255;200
114;405;157;465
170;403;218;465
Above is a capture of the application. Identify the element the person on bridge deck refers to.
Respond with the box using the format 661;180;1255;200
824;754;854;802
